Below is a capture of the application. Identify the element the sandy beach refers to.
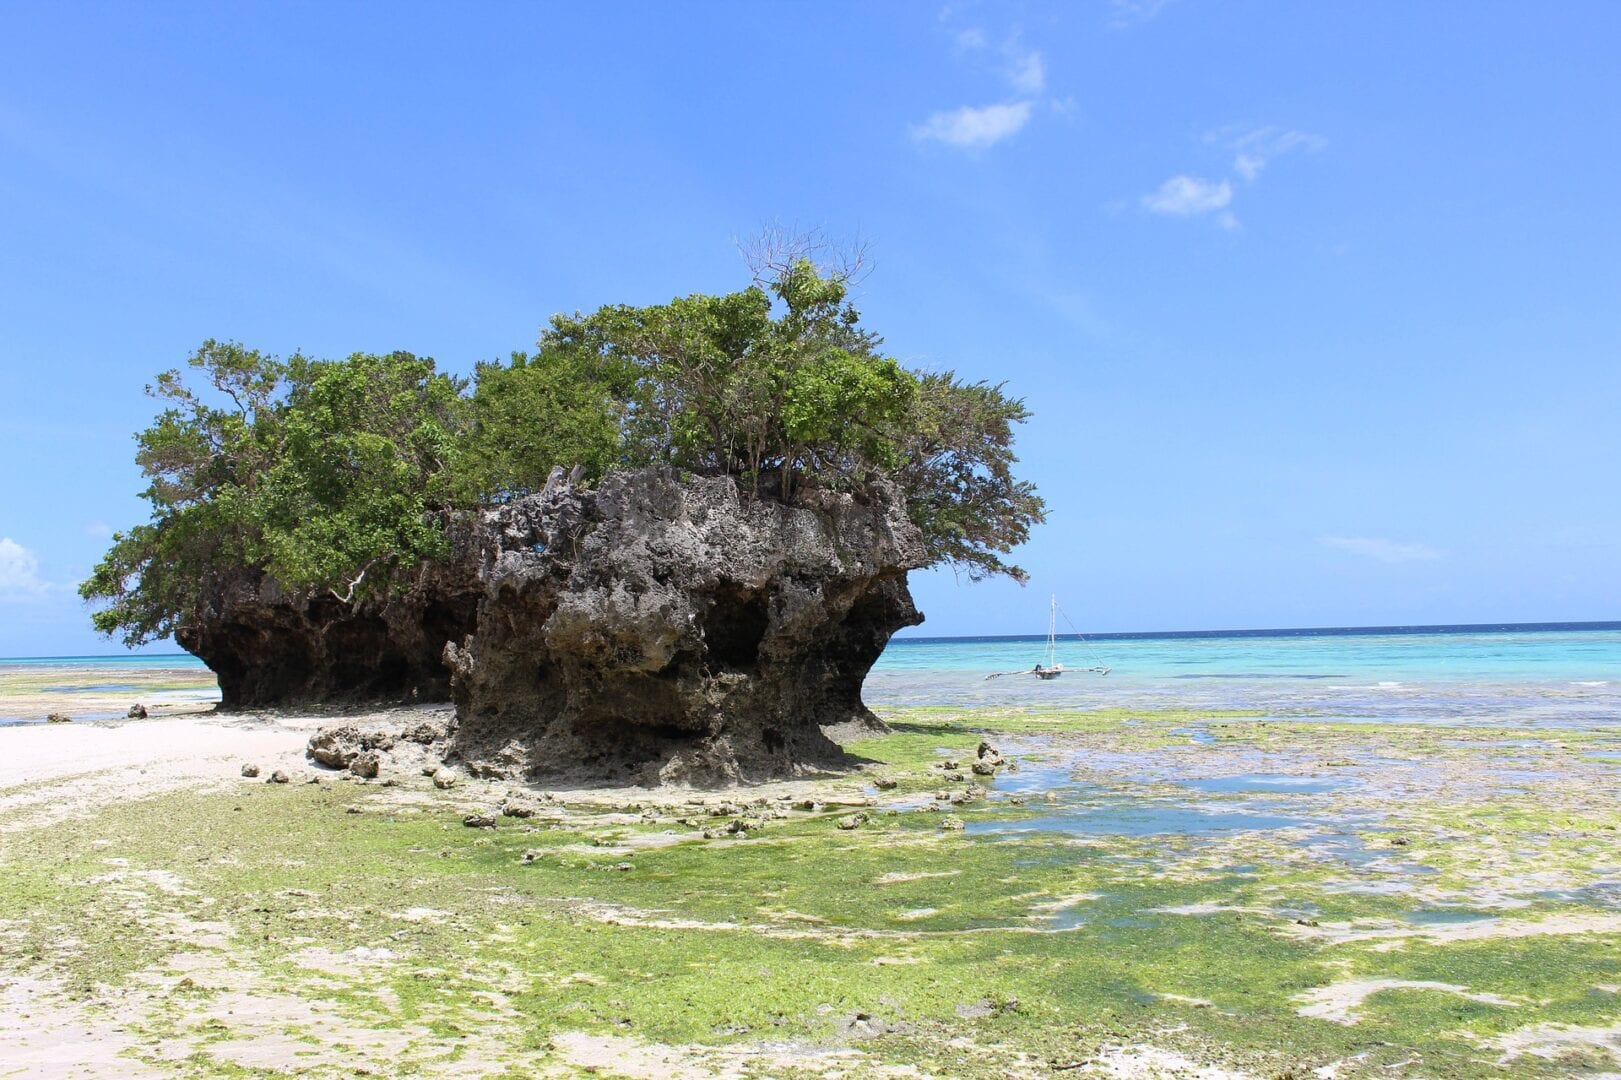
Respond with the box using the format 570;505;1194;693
3;676;1619;1078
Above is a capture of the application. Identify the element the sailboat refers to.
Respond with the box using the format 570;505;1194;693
985;595;1111;681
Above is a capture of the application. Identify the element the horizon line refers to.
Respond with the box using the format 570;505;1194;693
891;618;1621;643
5;619;1619;663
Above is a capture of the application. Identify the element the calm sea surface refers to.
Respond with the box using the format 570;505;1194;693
6;622;1619;730
869;622;1621;729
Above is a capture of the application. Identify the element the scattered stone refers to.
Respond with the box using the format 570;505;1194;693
939;815;965;831
941;759;960;770
976;739;999;760
612;862;634;872
402;719;447;744
349;751;381;779
793;799;818;811
241;764;261;778
126;704;148;719
382;778;400;787
873;776;899;790
945;772;966;783
307;725;396;770
463;813;497;828
521;849;543;864
935;790;952;801
432;768;457;789
836;813;870;830
970;761;998;776
345;806;363;815
45;712;71;724
1006;759;1019;773
1295;918;1320;927
501;800;536;818
267;770;290;784
422;765;439;777
1391;836;1411;847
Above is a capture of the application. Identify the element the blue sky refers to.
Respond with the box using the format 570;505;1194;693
2;1;1618;656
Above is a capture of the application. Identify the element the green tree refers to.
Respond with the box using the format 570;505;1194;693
81;343;468;644
896;373;1046;583
457;349;625;502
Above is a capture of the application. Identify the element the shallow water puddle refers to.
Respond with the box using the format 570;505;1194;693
1176;773;1345;795
1405;907;1498;926
971;800;1316;837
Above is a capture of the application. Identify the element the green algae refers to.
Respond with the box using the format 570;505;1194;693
1;707;1618;1077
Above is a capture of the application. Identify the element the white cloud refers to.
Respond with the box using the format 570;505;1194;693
1109;0;1175;27
1214;126;1326;182
0;538;52;599
1005;46;1044;95
954;27;987;50
913;101;1034;150
1320;536;1443;564
1142;175;1233;216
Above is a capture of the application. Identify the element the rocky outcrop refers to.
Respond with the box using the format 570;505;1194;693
444;468;927;786
177;557;480;709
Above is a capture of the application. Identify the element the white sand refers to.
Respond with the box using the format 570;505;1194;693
0;711;329;831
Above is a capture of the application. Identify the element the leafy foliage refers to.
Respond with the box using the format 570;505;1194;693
81;343;466;644
85;263;1046;644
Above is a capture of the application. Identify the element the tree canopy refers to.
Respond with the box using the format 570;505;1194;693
84;263;1046;645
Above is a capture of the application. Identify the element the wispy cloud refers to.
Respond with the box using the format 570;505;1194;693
1142;175;1232;216
1319;536;1443;564
0;538;53;600
916;22;1048;151
1003;41;1045;95
913;102;1034;149
1108;0;1176;28
1214;126;1326;182
1143;124;1324;228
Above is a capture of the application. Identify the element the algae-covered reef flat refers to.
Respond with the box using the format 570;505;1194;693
3;705;1618;1077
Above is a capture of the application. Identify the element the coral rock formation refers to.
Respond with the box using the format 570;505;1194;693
444;468;926;785
178;562;480;708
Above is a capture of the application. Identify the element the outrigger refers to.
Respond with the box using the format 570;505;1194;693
986;594;1111;681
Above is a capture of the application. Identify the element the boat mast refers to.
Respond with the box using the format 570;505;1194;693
1047;594;1058;669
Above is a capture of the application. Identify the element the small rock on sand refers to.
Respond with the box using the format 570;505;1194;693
46;712;71;724
463;813;497;828
267;770;290;784
432;768;457;789
939;815;965;831
126;704;148;719
349;751;381;779
241;764;261;778
837;813;869;830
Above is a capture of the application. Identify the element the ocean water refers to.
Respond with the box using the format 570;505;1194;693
868;622;1621;729
5;622;1619;730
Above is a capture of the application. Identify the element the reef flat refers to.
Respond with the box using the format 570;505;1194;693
1;706;1617;1077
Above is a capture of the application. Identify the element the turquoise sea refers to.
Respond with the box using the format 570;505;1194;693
871;622;1621;729
5;622;1619;730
